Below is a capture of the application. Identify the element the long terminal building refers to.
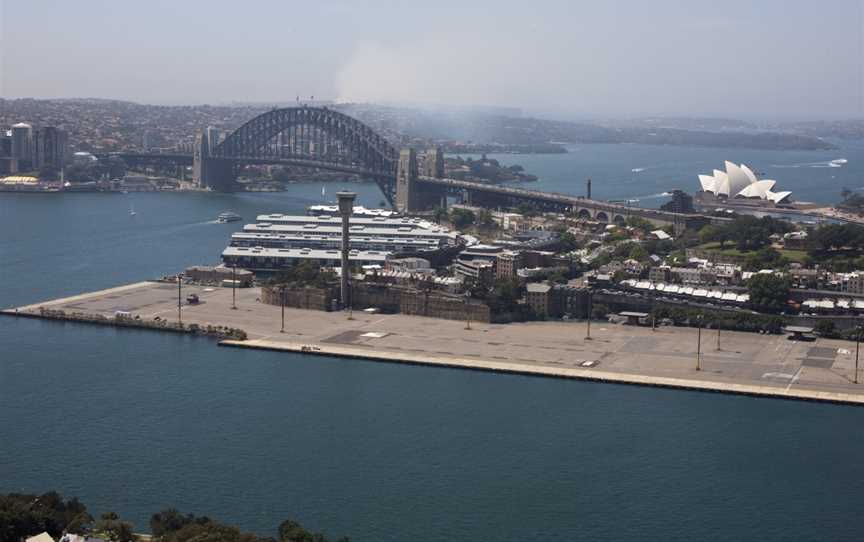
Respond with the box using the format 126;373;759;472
221;212;460;272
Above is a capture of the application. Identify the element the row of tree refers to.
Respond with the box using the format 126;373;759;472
0;492;348;542
270;261;337;289
698;216;793;252
63;157;128;183
436;207;496;230
808;223;864;253
651;305;786;334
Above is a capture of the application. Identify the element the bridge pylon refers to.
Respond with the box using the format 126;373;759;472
192;130;210;188
396;147;449;214
395;148;419;213
193;129;237;190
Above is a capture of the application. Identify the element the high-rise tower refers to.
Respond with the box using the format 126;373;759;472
337;191;356;310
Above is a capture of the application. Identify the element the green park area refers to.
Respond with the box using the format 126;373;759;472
696;241;808;263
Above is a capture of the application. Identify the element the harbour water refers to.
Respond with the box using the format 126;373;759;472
2;143;864;541
466;139;864;208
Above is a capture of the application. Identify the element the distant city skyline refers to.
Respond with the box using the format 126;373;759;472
1;0;863;120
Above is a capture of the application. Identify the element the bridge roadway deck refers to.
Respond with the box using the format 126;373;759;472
418;176;702;222
6;281;864;405
110;150;700;222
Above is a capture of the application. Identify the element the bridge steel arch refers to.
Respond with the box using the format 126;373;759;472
207;107;398;200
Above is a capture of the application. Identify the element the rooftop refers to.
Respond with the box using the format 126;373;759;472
245;223;455;240
527;283;552;293
222;246;390;262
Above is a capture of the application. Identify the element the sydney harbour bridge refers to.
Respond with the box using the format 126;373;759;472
108;106;706;231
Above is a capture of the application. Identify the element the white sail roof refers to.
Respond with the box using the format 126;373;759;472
699;174;717;192
724;161;752;197
737;179;777;198
740;163;759;184
767;190;792;203
711;170;728;195
698;162;791;203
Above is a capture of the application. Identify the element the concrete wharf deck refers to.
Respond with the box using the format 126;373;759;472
5;281;864;405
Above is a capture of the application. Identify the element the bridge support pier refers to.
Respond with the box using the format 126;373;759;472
395;149;418;214
193;130;238;190
396;147;448;214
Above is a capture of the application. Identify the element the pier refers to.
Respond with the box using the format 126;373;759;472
5;281;864;406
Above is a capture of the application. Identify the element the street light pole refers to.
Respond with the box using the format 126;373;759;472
586;288;593;340
696;315;703;371
348;279;354;321
177;273;182;324
280;285;286;333
337;191;356;316
231;265;237;310
651;288;656;332
855;326;861;384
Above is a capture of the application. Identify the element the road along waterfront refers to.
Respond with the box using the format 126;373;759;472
7;280;864;406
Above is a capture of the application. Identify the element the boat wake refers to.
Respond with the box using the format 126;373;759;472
771;158;847;169
631;191;673;200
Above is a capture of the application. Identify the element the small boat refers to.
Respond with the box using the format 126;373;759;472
217;211;242;223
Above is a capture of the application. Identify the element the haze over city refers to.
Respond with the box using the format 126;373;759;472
2;0;863;119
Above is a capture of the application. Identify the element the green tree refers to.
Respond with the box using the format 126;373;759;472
272;261;336;288
66;162;96;182
814;320;836;337
516;203;538;217
628;244;648;261
730;216;771;251
699;224;727;248
95;511;134;542
0;491;91;541
558;230;580;251
747;274;791;313
809;223;864;253
743;246;788;271
278;519;349;542
449;208;476;229
66;512;94;535
38;164;60;181
432;206;448;223
625;216;654;233
476;208;496;228
164;521;262;542
151;509;208;538
591;303;609;320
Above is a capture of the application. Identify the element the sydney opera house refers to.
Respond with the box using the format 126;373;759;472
697;161;792;205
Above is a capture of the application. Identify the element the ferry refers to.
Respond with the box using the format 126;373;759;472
217;211;242;223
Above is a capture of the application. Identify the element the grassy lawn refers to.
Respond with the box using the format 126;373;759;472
696;242;808;262
696;242;748;257
777;248;808;262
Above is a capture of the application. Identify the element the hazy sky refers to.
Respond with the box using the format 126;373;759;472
1;0;862;119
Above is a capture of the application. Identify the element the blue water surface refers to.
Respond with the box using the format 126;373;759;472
2;145;864;541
